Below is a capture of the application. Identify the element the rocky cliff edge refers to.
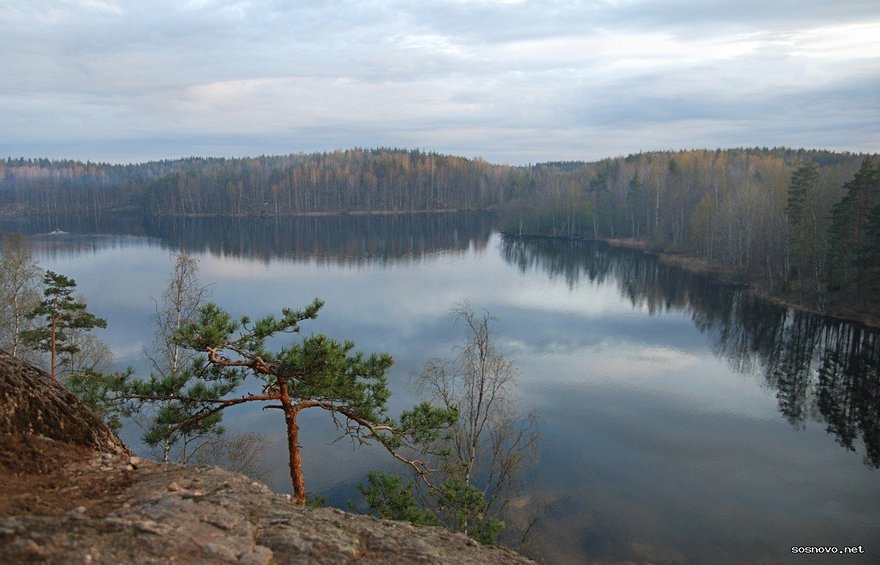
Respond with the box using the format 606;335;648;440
0;352;533;564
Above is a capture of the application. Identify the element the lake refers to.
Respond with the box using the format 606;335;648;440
7;213;879;564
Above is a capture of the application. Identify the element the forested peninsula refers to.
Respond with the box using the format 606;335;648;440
2;147;878;325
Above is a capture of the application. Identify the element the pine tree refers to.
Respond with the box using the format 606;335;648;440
21;271;107;379
121;298;456;505
828;160;880;303
786;162;819;299
142;251;221;463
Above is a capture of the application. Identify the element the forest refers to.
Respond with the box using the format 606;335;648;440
502;236;880;468
1;147;878;324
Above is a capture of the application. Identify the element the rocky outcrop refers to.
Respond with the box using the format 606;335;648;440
0;351;128;454
0;353;533;564
1;448;532;564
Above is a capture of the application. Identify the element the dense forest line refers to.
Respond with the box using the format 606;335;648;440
504;149;880;325
0;150;510;218
1;147;878;323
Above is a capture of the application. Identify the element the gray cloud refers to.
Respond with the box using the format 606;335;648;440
1;0;878;163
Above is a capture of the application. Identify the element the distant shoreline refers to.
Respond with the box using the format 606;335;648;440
505;232;880;330
0;208;491;220
6;204;878;330
602;238;879;329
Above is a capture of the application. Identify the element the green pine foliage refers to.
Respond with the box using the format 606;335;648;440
827;159;880;308
355;471;504;545
128;360;235;457
67;369;132;431
356;304;536;547
355;471;439;527
436;478;505;545
21;271;107;379
116;298;457;505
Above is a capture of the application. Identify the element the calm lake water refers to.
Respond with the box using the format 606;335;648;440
8;214;879;564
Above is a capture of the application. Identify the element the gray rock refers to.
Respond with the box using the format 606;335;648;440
0;352;534;564
2;460;533;563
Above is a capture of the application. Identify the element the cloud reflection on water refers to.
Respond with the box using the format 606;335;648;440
15;214;879;564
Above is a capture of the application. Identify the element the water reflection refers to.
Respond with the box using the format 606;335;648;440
9;215;879;563
501;235;880;468
5;213;494;267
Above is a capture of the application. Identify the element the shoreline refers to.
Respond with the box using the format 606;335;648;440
6;208;877;330
504;233;879;330
605;237;880;330
0;208;493;220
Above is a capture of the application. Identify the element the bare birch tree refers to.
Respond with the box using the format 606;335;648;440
143;251;218;463
190;432;273;482
58;326;113;379
0;233;41;361
149;251;211;379
415;302;540;544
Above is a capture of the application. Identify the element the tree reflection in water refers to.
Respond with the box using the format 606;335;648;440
500;235;880;468
14;212;494;268
11;213;878;468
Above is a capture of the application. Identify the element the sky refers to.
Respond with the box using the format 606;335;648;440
1;0;878;165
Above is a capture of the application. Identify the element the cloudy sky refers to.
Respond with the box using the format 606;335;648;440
2;0;878;165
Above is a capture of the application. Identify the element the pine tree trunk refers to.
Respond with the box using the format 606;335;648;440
280;382;306;505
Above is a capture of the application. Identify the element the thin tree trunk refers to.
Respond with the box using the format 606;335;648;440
11;295;20;357
50;314;57;379
280;382;306;504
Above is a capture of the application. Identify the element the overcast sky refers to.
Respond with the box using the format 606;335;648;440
2;0;878;165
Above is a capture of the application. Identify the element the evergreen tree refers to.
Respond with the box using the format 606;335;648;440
21;271;107;379
828;160;880;303
121;298;456;505
143;251;221;464
355;471;439;526
786;162;817;226
786;162;819;299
